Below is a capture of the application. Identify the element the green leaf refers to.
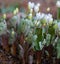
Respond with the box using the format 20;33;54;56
36;28;42;42
48;25;55;36
35;28;42;50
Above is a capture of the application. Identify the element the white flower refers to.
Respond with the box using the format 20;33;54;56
28;2;35;9
56;1;60;7
37;3;40;7
40;13;45;19
34;5;40;13
34;3;40;13
36;12;45;20
44;14;53;25
44;15;49;21
48;13;52;18
36;12;41;20
32;2;35;8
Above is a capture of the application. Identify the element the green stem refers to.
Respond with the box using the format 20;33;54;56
57;8;60;21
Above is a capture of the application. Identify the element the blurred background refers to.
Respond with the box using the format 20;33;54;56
0;0;57;18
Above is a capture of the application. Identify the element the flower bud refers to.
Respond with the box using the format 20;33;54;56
16;8;19;13
3;14;6;19
13;10;16;15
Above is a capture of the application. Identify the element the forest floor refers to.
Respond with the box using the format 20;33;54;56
0;47;20;64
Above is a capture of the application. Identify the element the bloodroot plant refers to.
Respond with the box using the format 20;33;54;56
0;1;60;64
